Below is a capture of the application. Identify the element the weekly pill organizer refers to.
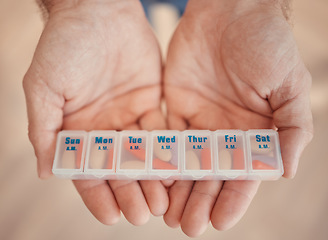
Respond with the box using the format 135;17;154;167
53;129;284;180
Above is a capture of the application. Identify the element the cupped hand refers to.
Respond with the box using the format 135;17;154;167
23;0;168;226
163;0;313;236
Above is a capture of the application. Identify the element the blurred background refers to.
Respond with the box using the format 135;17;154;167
0;0;327;239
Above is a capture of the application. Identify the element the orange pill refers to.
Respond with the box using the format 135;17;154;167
201;148;212;170
232;148;245;170
106;148;114;170
252;160;275;170
76;140;83;169
153;158;177;170
124;140;146;161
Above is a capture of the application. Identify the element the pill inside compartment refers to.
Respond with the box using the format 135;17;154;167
246;130;283;180
216;131;247;170
247;130;281;170
183;130;213;175
84;131;117;175
151;131;179;174
117;131;148;175
53;131;88;177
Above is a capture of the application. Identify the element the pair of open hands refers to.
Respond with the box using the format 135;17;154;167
23;0;313;237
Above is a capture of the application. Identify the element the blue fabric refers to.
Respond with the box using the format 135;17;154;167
140;0;188;18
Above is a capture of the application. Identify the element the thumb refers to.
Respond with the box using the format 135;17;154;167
270;63;313;178
23;64;64;179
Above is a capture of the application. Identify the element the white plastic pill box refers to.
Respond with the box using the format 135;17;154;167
53;129;284;180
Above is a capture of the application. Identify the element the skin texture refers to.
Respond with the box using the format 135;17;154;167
23;0;313;237
163;0;313;236
23;0;169;225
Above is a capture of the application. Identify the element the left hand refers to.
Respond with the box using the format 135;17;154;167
163;0;313;236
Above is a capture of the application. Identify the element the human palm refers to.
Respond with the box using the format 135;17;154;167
24;0;313;236
164;2;312;236
24;1;168;225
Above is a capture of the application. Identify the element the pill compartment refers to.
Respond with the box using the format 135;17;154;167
246;129;284;180
117;131;149;178
215;130;248;179
53;131;88;178
150;130;180;179
84;131;117;178
182;130;214;179
53;129;284;180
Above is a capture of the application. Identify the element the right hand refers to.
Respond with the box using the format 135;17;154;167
23;0;168;226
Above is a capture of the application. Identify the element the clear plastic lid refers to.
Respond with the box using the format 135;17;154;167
53;129;284;180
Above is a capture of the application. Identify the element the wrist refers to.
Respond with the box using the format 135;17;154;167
183;0;291;26
37;0;143;19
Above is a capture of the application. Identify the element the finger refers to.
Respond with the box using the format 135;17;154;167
73;180;121;225
109;180;150;226
180;181;223;237
23;68;64;178
278;127;313;178
211;180;261;231
161;180;175;188
139;108;166;130
139;180;169;216
167;113;188;130
138;108;170;215
163;180;194;228
270;65;313;178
